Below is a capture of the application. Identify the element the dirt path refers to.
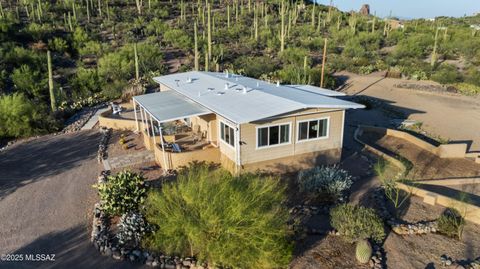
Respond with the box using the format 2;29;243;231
339;71;480;151
0;131;142;269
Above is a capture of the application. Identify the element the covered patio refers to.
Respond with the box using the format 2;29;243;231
132;91;219;170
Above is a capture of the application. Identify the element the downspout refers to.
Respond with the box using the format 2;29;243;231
236;123;241;174
133;99;139;132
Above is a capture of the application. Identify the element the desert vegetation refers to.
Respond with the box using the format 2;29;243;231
0;0;479;138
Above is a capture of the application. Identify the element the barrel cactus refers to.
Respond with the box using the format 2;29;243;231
355;239;372;264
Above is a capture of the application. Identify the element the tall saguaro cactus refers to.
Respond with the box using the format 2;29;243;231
431;27;440;67
194;21;199;71
134;43;140;81
47;51;57;112
207;3;212;60
280;0;285;52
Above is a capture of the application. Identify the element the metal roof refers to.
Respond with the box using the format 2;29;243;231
133;90;211;123
285;85;346;96
151;71;364;124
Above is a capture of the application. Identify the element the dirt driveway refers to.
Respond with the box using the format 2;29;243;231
0;131;141;269
339;71;480;151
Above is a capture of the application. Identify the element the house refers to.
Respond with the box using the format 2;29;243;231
131;71;363;173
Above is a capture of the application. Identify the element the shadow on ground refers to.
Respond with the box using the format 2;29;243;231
0;130;100;200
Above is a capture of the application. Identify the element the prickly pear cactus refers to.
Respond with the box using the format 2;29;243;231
355;239;372;264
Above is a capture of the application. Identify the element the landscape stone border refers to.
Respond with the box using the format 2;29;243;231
91;172;207;268
289;204;385;269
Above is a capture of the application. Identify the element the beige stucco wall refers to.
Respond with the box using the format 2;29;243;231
239;109;344;165
190;114;217;143
154;144;221;170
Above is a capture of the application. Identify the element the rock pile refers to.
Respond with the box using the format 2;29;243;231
91;171;209;268
359;4;370;16
439;255;480;269
62;104;105;133
97;127;112;163
372;188;438;235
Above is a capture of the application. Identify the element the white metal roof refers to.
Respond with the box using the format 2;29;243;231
285;85;346;96
152;71;364;124
133;90;211;123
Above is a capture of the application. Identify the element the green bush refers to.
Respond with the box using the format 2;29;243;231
297;165;353;202
437;208;465;240
330;204;385;243
431;64;461;85
144;163;292;268
0;93;52;138
94;171;147;216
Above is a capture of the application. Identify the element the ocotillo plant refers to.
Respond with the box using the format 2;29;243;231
194;21;199;71
47;50;57;112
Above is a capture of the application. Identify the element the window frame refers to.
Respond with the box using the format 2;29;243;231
219;120;236;149
296;117;330;143
255;122;292;150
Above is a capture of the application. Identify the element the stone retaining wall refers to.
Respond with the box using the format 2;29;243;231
355;126;480;225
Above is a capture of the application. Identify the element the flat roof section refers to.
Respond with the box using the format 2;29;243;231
133;90;212;123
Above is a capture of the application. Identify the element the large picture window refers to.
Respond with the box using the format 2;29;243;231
257;123;291;148
298;118;329;141
220;121;235;147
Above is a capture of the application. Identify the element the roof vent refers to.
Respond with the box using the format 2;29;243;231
242;86;248;94
216;91;225;95
186;77;192;83
276;81;280;87
225;70;229;78
256;82;259;87
207;87;214;91
224;83;229;90
175;79;180;86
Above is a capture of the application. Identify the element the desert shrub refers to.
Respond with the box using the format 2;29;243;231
431;64;462;85
48;37;69;54
94;171;147;216
0;93;52;138
11;65;46;98
297;165;353;202
144;163;292;268
233;56;277;78
330;204;385;243
117;211;152;248
452;83;480;96
437;208;465;240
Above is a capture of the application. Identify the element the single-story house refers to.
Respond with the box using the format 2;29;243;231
132;71;363;173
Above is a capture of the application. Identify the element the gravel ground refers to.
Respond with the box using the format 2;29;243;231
0;130;142;269
340;71;480;151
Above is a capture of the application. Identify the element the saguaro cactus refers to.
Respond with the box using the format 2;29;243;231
207;3;212;59
134;43;140;81
194;21;199;71
431;27;440;67
280;0;285;52
47;51;57;112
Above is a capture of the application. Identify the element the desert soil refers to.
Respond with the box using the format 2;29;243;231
339;71;480;151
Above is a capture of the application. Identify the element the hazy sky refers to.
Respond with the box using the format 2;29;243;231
314;0;480;19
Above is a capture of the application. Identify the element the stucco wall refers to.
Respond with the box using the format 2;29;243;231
98;112;137;130
154;144;221;170
362;126;469;159
239;109;344;165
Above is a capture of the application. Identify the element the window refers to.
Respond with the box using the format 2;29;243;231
257;123;291;148
220;122;235;147
298;118;328;141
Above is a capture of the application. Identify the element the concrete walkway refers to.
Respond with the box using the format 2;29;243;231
81;108;110;130
108;150;155;170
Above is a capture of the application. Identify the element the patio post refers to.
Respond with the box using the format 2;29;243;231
157;121;169;172
133;99;139;132
149;113;156;145
139;105;145;133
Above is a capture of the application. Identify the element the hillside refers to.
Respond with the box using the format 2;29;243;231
0;0;479;139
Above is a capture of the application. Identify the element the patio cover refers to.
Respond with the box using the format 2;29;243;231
133;91;211;123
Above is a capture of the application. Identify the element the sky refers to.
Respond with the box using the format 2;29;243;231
314;0;480;19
